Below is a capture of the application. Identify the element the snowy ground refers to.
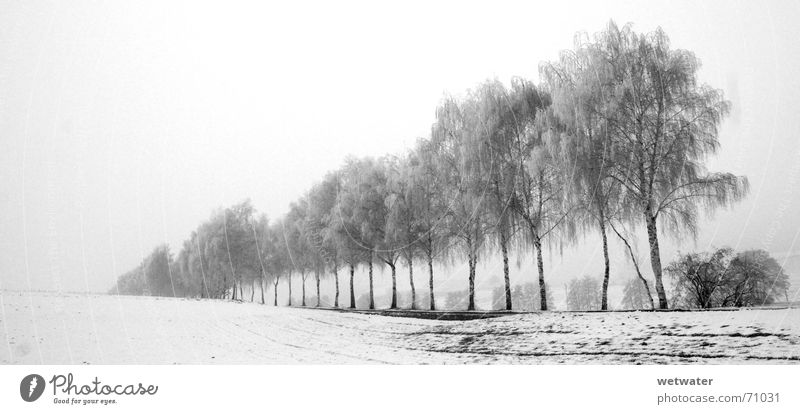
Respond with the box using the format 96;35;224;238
1;290;798;364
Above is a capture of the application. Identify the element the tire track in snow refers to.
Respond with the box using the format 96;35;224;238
229;317;391;364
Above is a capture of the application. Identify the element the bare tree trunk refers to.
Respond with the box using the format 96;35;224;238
260;275;265;305
534;235;547;311
368;257;375;310
238;280;243;301
645;213;669;309
428;253;435;311
408;257;416;310
599;212;611;311
467;250;476;311
301;272;306;307
334;268;340;308
349;263;356;309
273;278;279;306
389;263;397;309
288;273;293;306
609;221;654;309
534;175;548;311
315;270;321;307
500;230;511;310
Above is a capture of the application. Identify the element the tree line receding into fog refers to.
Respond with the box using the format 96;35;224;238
112;21;774;311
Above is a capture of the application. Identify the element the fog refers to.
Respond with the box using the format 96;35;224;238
1;0;799;295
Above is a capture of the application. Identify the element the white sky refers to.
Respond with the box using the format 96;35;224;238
1;0;800;294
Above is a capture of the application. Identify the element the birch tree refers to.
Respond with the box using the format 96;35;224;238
432;94;492;311
472;79;520;310
540;39;623;310
333;159;370;309
597;21;749;308
498;78;568;311
408;138;450;310
308;173;343;307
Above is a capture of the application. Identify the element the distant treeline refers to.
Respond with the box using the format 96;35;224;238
112;21;754;311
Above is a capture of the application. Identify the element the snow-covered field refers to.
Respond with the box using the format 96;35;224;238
1;290;798;364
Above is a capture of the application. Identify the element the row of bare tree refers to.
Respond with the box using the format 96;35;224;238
112;21;749;310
